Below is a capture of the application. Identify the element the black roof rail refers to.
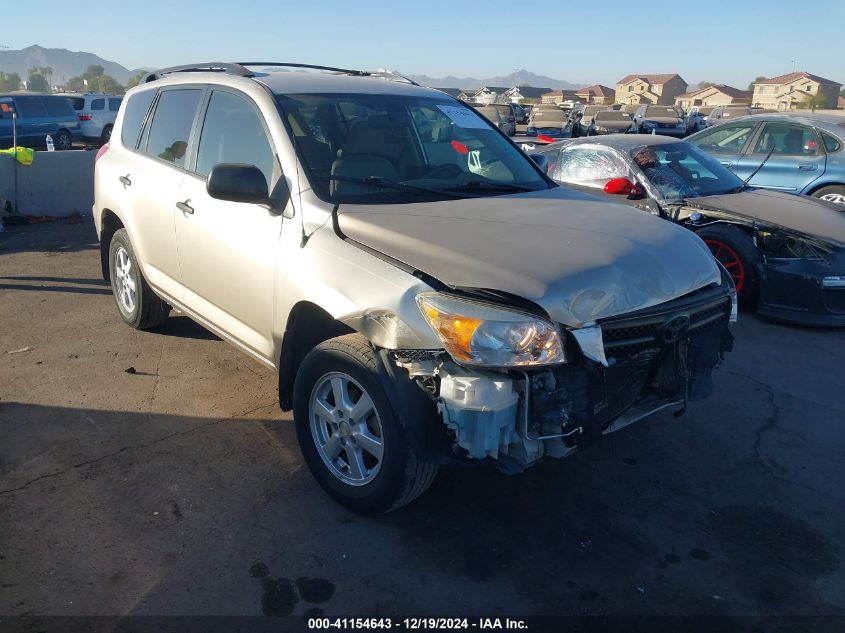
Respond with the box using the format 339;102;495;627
239;62;368;76
140;61;421;87
141;62;254;84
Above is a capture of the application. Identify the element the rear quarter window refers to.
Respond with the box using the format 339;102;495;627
120;90;157;149
43;98;74;117
821;131;842;153
67;97;85;110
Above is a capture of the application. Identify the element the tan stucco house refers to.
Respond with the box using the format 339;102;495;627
752;71;842;110
615;74;688;106
574;84;616;105
674;84;752;109
540;89;578;104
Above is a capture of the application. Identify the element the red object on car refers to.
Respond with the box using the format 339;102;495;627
537;135;556;143
95;143;110;161
603;177;641;196
450;140;469;155
79;114;92;121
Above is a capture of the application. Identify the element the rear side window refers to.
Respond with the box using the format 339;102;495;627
144;89;203;168
195;90;275;187
13;97;47;118
120;90;157;149
44;98;74;117
67;97;85;110
91;98;105;111
109;98;122;112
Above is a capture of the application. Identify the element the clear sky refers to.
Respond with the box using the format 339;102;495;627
3;0;843;87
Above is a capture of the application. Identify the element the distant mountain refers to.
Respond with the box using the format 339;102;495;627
405;69;582;91
0;45;134;84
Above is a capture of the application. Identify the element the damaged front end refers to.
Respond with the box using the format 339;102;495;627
391;283;734;472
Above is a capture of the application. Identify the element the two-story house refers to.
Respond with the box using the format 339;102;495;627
504;86;552;105
752;72;842;110
574;84;616;105
540;89;578;105
615;74;688;106
674;84;752;109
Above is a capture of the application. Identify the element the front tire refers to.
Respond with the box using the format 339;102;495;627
812;185;845;206
293;334;438;514
696;224;760;308
108;229;171;329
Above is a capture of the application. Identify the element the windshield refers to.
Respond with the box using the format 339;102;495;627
630;143;745;201
595;111;631;122
644;106;680;118
276;93;551;204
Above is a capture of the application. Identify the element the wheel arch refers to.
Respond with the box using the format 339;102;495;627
99;209;125;281
805;181;845;196
278;301;355;411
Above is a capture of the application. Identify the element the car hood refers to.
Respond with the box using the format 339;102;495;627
686;189;845;247
337;187;721;327
596;120;633;130
643;117;683;124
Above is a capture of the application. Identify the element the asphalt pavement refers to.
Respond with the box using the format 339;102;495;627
1;220;844;619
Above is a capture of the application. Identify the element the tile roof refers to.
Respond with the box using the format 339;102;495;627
757;71;842;86
616;73;682;86
575;84;615;97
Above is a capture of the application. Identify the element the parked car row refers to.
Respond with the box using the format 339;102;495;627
0;92;121;150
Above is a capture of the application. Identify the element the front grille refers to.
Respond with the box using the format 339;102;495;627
600;286;731;360
392;349;441;364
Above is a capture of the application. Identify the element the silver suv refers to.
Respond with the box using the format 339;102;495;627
94;62;735;513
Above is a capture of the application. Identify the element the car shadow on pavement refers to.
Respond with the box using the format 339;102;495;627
149;316;222;341
0;282;112;296
0;275;109;286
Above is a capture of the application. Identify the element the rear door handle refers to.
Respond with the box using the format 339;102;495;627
719;161;733;167
176;200;194;215
119;175;131;186
798;164;817;171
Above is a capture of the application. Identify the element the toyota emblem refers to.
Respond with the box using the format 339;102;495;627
662;314;691;344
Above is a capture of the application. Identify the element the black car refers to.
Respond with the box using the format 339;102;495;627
528;135;845;326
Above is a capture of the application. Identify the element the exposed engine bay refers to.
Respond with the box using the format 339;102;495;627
392;284;734;471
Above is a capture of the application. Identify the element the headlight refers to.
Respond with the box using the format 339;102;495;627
416;293;565;367
594;126;607;133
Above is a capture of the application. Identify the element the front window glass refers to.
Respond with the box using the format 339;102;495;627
691;123;755;154
144;89;203;168
630;143;744;200
276;93;551;204
553;146;630;188
196;90;276;189
753;123;820;156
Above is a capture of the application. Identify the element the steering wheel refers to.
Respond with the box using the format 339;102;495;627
427;164;465;179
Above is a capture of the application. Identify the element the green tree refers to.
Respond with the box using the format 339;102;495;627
92;74;125;95
84;65;105;80
799;92;830;112
26;69;49;93
65;75;85;91
126;71;146;90
698;81;717;88
748;75;767;91
0;71;21;91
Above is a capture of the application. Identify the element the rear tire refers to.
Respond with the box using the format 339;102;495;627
812;185;845;206
696;224;760;308
108;229;171;329
101;124;113;145
293;334;438;514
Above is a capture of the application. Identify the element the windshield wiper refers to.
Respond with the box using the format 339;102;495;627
323;175;464;198
445;180;535;194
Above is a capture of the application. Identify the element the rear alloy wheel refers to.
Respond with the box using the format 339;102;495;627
812;185;845;206
697;224;760;307
293;334;438;513
108;229;171;329
54;130;72;151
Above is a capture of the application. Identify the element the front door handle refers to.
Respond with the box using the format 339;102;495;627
719;161;733;167
798;164;817;171
119;175;131;186
176;200;194;215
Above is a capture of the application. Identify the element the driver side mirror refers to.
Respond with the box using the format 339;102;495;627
206;163;269;204
529;153;549;173
604;177;643;197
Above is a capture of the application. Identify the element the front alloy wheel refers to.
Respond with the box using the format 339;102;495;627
309;372;385;486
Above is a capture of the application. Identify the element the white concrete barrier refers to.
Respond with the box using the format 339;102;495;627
0;150;95;217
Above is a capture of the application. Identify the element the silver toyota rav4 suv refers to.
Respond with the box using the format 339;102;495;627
94;62;736;513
